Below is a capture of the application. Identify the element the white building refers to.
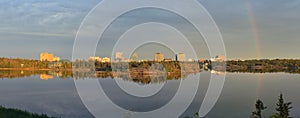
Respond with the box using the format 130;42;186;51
176;53;186;62
115;52;123;61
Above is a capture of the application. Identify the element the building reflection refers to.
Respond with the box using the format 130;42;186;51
40;74;54;80
210;70;226;76
3;67;290;84
0;69;201;84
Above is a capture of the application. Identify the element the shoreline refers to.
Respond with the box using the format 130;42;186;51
0;68;72;71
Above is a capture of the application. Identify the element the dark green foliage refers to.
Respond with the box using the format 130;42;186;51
251;99;267;118
252;94;293;118
0;106;52;118
275;94;293;118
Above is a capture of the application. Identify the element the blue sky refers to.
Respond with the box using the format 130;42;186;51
0;0;299;60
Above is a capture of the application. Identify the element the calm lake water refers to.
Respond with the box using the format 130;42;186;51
0;71;299;118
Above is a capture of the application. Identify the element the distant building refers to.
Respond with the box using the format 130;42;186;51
154;53;164;62
139;59;149;62
40;52;60;62
89;56;102;62
123;58;132;62
53;56;60;62
188;58;193;62
198;59;205;63
102;57;110;63
211;55;225;62
176;53;186;62
115;52;123;62
216;55;225;61
131;53;139;62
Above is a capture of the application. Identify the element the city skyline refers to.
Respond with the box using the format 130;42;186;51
65;51;223;62
5;50;297;62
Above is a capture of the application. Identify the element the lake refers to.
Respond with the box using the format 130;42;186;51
0;70;299;118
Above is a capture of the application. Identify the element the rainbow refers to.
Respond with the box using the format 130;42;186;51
246;0;262;58
246;0;264;98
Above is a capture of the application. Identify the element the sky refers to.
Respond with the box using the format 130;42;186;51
0;0;300;60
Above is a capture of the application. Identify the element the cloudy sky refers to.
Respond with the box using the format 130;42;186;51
0;0;299;60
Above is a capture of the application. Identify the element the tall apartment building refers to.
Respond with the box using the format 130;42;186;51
40;52;60;62
154;53;164;62
176;53;186;62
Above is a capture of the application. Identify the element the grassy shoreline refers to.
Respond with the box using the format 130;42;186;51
0;106;53;118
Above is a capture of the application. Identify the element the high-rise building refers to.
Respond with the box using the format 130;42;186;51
154;53;164;62
176;53;186;62
40;52;60;62
115;52;123;61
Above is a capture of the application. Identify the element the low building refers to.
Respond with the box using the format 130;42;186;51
215;55;225;62
188;58;194;62
53;56;60;62
102;57;110;63
211;55;225;62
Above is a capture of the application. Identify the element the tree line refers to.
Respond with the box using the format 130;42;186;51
227;59;300;73
0;58;71;69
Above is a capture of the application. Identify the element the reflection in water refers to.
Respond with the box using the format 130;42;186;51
210;70;226;76
0;70;72;79
1;61;299;117
39;74;53;80
0;70;204;84
0;70;300;117
0;61;229;84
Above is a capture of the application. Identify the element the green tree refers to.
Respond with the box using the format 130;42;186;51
251;99;267;118
275;93;292;118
